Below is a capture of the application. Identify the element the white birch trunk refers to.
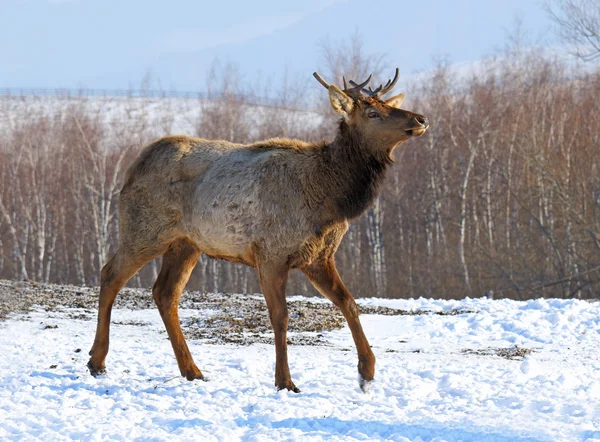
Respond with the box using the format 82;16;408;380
458;144;477;293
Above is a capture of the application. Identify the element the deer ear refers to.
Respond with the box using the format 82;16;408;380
385;93;405;109
328;85;354;118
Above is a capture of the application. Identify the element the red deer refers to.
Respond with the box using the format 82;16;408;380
87;69;429;392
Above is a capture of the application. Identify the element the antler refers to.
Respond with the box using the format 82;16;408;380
313;71;373;99
313;72;331;89
379;68;400;95
349;68;400;98
343;74;373;99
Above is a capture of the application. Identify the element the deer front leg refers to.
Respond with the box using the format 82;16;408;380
257;262;299;392
302;258;375;391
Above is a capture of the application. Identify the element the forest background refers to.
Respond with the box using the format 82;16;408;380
2;1;600;300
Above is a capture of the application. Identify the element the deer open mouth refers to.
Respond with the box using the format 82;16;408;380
406;125;428;137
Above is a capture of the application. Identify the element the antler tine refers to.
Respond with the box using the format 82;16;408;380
348;73;373;92
379;68;400;96
348;80;366;93
313;72;331;89
334;70;399;97
347;74;377;97
314;71;373;99
368;84;384;95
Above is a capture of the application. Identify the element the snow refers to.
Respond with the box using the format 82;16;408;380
0;95;324;141
1;296;600;441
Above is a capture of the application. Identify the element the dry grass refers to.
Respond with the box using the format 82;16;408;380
0;279;478;346
461;346;535;360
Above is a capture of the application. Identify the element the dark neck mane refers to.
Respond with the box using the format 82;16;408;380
323;121;392;220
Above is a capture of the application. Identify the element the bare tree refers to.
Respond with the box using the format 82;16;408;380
544;0;600;61
318;29;387;92
196;61;250;143
2;43;600;300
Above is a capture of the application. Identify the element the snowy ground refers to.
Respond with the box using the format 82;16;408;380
1;287;600;441
0;94;324;141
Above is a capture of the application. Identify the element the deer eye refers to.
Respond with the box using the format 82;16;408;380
367;111;379;119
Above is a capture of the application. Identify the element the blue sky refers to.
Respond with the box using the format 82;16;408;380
1;0;555;91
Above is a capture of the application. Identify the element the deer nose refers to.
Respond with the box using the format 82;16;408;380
415;115;428;126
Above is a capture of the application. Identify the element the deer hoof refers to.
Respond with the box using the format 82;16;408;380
87;360;106;377
182;368;205;381
359;375;373;393
277;382;300;393
185;373;205;381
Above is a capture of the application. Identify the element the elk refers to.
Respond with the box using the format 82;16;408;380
87;69;429;392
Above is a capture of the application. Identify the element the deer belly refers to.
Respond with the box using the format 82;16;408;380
186;197;257;261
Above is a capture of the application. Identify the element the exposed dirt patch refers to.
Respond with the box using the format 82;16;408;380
0;279;478;346
181;299;344;345
113;320;151;327
359;305;477;316
0;279;154;319
181;299;477;345
461;346;535;360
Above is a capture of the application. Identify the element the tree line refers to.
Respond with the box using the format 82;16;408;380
1;48;600;299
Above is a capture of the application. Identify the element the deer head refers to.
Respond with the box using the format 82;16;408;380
313;68;429;154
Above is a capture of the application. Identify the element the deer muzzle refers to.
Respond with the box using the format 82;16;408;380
406;114;429;136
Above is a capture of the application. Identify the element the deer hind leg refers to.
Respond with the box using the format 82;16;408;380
152;238;202;381
302;258;375;392
88;248;156;376
257;262;298;392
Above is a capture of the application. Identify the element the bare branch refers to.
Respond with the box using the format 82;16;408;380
544;0;600;61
